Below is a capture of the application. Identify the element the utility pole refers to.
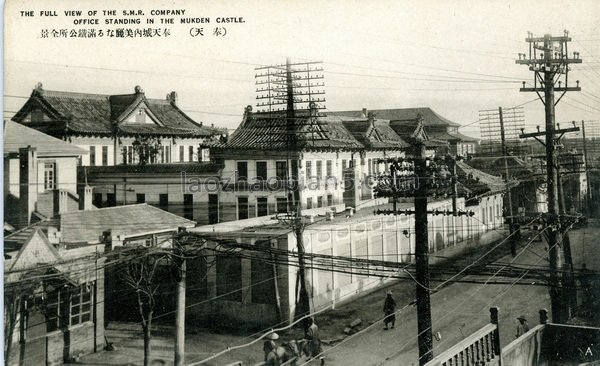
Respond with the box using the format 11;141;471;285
174;229;186;366
517;31;582;323
254;58;325;325
286;57;311;325
581;120;593;216
414;139;433;365
499;107;518;257
173;227;186;366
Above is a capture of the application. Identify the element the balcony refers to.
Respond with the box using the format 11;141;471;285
425;308;600;366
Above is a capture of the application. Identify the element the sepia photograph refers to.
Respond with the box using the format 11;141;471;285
3;1;600;365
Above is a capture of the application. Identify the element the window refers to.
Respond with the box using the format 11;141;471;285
326;160;332;177
342;159;347;169
159;194;168;210
208;194;219;224
184;194;193;220
306;161;312;178
70;286;92;326
276;198;288;213
160;146;165;163
317;196;323;208
316;161;323;178
107;193;116;207
89;146;96;166
128;146;133;164
251;241;275;304
237;162;248;181
216;256;242;301
44;162;56;191
179;146;185;162
306;197;313;209
257;197;268;217
165;146;171;163
102;146;108;166
136;194;145;204
276;161;288;180
368;159;372;175
189;146;195;162
327;194;333;206
93;193;103;208
256;162;267;181
45;289;64;332
238;196;249;220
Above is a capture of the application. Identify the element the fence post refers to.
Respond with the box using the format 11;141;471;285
539;308;548;324
490;307;502;366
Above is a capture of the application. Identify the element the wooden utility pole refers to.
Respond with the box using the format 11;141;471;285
414;140;433;365
174;229;186;366
517;32;582;323
285;57;311;325
581;120;593;216
499;107;518;257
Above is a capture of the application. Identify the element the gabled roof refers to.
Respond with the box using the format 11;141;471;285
330;108;461;127
4;120;87;156
456;160;516;196
212;109;365;151
11;84;224;138
338;116;409;149
59;204;196;243
7;228;60;272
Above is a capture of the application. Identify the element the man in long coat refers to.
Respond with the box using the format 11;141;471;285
383;291;396;330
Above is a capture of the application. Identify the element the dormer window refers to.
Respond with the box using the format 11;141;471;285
135;108;146;124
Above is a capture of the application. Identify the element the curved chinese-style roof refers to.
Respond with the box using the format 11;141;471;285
11;84;224;138
330;107;461;127
212;109;365;151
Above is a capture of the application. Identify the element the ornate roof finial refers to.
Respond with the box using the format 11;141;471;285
134;85;144;94
34;82;44;94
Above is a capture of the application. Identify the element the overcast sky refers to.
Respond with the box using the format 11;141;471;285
4;0;600;138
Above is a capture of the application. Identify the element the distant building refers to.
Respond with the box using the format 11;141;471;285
3;120;89;228
330;107;478;156
11;83;225;166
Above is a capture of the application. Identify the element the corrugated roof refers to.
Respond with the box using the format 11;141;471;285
3;120;87;156
330;108;461;127
11;86;223;138
59;204;195;243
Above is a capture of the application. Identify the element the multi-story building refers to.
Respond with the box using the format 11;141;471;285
329;107;478;157
11;83;224;166
4;121;88;229
210;106;409;222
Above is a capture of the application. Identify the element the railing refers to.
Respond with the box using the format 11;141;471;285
425;323;500;366
425;307;501;366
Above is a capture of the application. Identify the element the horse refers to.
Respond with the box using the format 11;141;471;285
275;339;310;365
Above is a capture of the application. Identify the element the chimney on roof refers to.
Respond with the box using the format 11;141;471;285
18;146;38;228
367;112;375;126
53;189;69;216
78;185;93;211
362;108;368;118
167;91;178;105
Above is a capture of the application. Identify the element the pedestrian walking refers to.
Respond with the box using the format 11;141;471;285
515;316;529;338
383;290;396;330
263;332;280;366
304;317;323;359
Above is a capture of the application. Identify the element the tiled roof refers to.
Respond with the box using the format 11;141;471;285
339;117;409;149
213;110;365;151
3;120;87;156
11;86;223;138
456;160;516;196
429;130;479;143
330;108;461;127
59;204;195;243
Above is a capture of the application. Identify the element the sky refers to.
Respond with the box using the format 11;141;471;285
4;0;600;139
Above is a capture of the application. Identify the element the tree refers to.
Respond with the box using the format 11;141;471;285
4;279;39;366
121;250;169;366
131;136;162;166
